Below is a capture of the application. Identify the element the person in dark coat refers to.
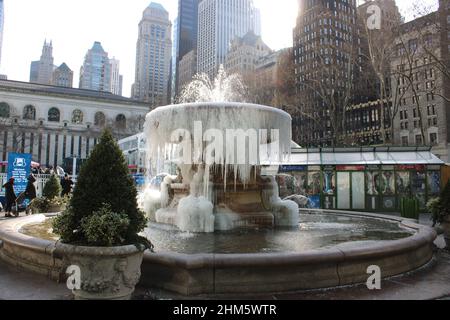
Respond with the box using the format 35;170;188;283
2;178;17;217
61;174;74;197
24;175;37;215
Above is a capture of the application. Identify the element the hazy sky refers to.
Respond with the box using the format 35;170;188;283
0;0;439;98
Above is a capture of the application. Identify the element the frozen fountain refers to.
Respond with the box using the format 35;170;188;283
8;65;435;295
141;66;299;233
0;70;437;298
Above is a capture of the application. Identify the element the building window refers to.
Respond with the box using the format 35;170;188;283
116;114;126;129
401;136;409;146
0;102;10;118
72;109;84;124
48;108;60;122
430;133;438;146
23;105;36;120
424;34;433;47
94;112;106;127
409;39;418;52
415;134;423;145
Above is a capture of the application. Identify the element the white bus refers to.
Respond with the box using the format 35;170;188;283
118;133;147;175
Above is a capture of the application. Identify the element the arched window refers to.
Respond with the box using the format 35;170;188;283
72;109;84;124
116;114;126;129
48;108;60;122
0;102;10;118
23;105;36;120
94;112;106;127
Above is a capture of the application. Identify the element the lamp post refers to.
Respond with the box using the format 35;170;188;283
71;155;79;178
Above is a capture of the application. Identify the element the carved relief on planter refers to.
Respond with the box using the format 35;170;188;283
55;243;145;300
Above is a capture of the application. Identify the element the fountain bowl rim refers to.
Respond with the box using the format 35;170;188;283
0;210;437;296
147;101;292;120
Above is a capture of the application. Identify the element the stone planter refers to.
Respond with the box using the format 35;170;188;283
47;204;64;213
54;243;145;300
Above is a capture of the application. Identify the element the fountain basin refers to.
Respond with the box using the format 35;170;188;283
0;210;437;296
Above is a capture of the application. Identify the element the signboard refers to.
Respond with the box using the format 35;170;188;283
7;153;32;195
279;165;307;172
336;165;365;171
396;165;425;171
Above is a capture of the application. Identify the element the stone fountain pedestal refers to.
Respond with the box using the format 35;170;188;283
152;172;298;232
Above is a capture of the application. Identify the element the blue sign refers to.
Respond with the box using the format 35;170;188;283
133;174;146;186
7;153;32;195
308;195;321;209
279;165;307;173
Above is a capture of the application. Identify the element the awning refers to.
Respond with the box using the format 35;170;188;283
284;147;445;166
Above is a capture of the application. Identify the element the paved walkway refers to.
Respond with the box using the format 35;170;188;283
0;211;448;300
0;260;71;300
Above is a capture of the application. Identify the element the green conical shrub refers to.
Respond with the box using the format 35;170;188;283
43;174;62;200
428;181;450;225
439;181;450;221
53;129;150;248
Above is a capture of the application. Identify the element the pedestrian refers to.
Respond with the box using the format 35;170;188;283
61;174;74;197
2;178;17;217
24;174;37;215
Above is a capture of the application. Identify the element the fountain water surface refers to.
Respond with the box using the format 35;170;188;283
140;66;298;233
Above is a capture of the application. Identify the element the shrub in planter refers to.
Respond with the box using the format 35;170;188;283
30;177;68;213
427;197;443;227
52;129;152;300
80;204;130;247
427;181;450;249
428;181;450;226
43;174;62;200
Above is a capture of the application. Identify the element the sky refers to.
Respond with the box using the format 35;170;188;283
0;0;439;98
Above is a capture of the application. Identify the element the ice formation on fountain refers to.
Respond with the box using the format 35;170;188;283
262;176;299;227
141;66;299;233
178;65;247;103
176;167;215;233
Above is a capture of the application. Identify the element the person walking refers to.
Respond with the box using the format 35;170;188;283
2;178;17;217
61;174;74;197
24;175;37;215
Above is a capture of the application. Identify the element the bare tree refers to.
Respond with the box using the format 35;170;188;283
273;48;297;111
357;1;404;144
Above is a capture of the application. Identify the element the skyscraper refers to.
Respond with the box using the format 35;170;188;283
29;61;39;83
293;0;359;147
0;0;4;69
79;41;111;92
30;40;55;85
132;2;172;106
224;31;271;76
439;0;450;159
197;0;261;79
109;57;123;96
52;63;73;88
174;0;199;95
171;16;179;101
